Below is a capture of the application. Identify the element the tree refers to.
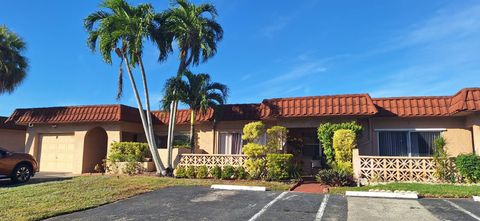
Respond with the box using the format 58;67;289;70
161;70;228;153
84;0;172;175
159;0;223;168
0;25;28;94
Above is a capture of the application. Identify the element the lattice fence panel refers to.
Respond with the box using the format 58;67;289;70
359;156;437;182
178;154;247;170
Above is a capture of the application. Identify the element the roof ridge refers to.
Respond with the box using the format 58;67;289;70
263;93;371;101
12;104;131;111
373;96;452;100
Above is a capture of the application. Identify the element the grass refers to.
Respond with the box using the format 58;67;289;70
0;175;292;221
329;182;480;198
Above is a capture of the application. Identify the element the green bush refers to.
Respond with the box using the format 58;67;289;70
222;166;236;180
455;154;480;183
332;129;356;174
175;166;186;178
433;136;456;182
243;143;268;179
108;142;151;162
316;168;355;187
242;121;266;143
317;122;362;167
266;126;288;152
122;161;143;175
196;165;208;179
211;165;222;179
186;166;196;179
266;154;294;180
235;166;248;179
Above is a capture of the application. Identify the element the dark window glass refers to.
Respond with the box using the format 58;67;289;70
156;136;168;149
378;131;408;156
410;132;440;156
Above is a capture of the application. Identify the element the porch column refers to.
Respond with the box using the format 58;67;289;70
473;125;480;156
352;148;361;180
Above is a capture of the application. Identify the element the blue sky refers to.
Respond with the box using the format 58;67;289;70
1;0;480;116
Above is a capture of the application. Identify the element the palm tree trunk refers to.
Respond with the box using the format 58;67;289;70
190;110;196;153
166;50;188;168
123;54;165;175
137;55;166;175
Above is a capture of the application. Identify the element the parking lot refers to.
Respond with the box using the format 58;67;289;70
48;186;480;221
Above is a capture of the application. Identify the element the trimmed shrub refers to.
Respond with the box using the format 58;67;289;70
222;166;236;180
317;122;362;167
108;142;151;162
266;126;288;152
186;166;196;179
211;165;222;179
242;121;266;143
316;168;355;187
235;166;248;179
332;129;356;174
433;136;456;182
175;166;186;178
122;161;143;175
243;143;268;179
455;154;480;183
266;154;294;180
196;165;208;179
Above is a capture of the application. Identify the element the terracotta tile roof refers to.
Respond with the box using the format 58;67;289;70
449;88;480;114
260;94;378;117
7;105;139;125
152;109;214;124
373;96;452;117
0;116;26;130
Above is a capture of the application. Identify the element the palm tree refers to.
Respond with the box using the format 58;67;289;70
159;0;223;167
0;25;28;94
84;0;172;175
162;70;228;153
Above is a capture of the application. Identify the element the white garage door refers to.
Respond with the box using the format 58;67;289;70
38;134;75;172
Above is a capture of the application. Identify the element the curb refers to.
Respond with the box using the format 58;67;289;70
211;184;267;191
473;196;480;202
289;180;304;191
345;191;418;199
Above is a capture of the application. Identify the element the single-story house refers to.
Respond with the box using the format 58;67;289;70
4;87;480;174
0;116;26;153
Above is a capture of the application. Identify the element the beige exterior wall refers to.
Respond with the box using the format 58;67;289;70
369;117;473;156
25;123;121;174
466;113;480;155
0;129;26;153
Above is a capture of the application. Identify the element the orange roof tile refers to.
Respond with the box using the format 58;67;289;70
261;94;378;117
152;109;213;124
449;88;480;114
373;96;452;117
0;116;26;130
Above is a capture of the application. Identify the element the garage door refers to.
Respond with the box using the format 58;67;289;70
38;134;75;172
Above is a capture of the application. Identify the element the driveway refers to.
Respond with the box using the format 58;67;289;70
48;186;480;221
0;172;74;187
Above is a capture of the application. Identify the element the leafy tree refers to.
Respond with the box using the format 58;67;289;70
84;0;171;174
161;70;228;152
332;129;356;174
0;25;28;94
266;126;288;153
242;121;266;143
159;0;224;168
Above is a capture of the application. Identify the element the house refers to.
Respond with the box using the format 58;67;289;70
5;88;480;175
0;116;26;153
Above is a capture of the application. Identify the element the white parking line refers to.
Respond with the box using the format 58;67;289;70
444;199;480;221
248;192;288;221
315;194;329;221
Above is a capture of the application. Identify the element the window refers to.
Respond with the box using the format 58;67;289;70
156;135;190;149
218;132;243;154
378;130;441;156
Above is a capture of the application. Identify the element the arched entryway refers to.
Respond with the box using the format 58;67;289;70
83;127;108;173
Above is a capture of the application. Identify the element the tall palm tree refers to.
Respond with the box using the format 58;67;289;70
159;0;223;167
0;25;28;94
162;70;228;153
84;0;172;175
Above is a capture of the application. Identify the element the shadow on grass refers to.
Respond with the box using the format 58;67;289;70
0;176;73;188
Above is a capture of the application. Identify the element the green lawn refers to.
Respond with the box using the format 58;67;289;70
0;175;291;221
329;182;480;198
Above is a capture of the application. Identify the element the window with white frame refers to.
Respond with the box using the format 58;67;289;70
377;129;443;157
218;132;243;154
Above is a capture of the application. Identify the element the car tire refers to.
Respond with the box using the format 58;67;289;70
11;163;32;183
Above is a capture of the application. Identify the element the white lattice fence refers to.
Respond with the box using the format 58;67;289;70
359;156;436;182
178;154;247;170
